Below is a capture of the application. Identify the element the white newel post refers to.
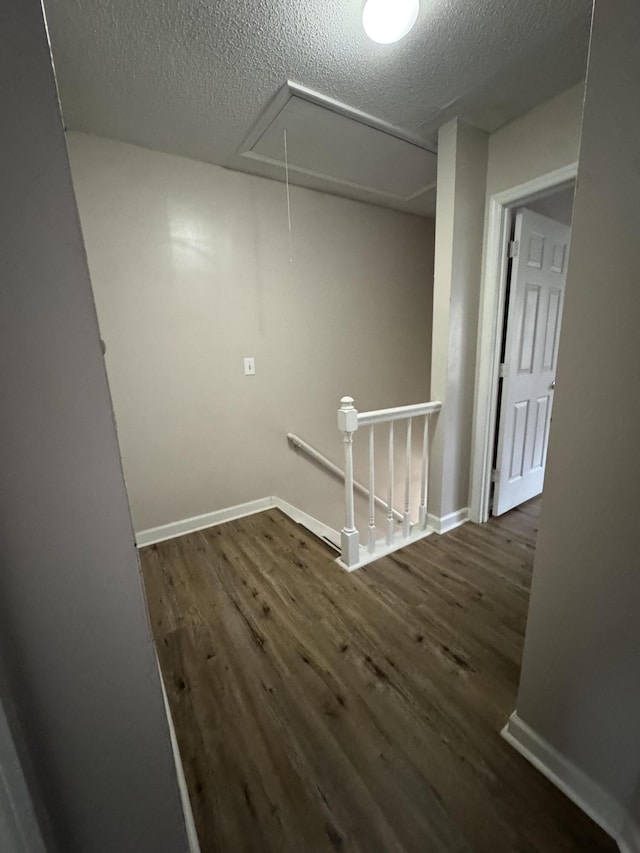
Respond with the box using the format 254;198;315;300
338;396;360;567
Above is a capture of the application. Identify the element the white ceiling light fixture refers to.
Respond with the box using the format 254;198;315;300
362;0;419;44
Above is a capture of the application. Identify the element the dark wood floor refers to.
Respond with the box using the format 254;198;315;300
140;499;615;853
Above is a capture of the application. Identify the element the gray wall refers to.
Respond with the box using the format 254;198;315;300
624;782;640;846
67;132;435;535
517;0;640;817
0;2;188;850
0;671;47;853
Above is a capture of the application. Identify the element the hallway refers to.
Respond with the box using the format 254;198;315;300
140;500;615;852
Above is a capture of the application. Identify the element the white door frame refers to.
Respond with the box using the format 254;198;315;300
469;162;578;524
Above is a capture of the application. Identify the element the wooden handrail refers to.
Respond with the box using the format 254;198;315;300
286;433;403;522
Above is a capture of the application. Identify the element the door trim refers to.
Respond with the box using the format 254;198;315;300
469;163;578;523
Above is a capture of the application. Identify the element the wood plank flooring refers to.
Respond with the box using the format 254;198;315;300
140;499;616;852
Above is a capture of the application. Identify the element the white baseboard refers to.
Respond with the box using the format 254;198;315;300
135;496;456;571
427;507;469;534
136;498;274;547
502;711;626;842
272;497;340;550
136;495;341;553
619;819;640;853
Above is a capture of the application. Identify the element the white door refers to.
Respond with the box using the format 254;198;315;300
493;208;571;516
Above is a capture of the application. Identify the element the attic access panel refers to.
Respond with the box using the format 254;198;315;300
240;82;437;202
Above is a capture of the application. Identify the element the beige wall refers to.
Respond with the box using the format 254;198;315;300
430;119;488;518
486;83;584;198
67;133;435;534
0;3;187;850
517;0;640;822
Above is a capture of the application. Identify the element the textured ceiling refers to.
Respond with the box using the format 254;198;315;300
44;0;592;215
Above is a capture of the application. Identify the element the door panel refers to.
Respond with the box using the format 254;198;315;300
531;395;550;471
526;231;545;267
518;284;540;373
493;208;571;516
509;400;529;479
542;289;562;370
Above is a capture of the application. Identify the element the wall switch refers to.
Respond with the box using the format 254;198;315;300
243;356;256;376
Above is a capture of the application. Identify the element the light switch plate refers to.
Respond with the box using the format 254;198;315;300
243;356;256;376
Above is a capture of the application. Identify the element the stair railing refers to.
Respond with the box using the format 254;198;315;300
338;396;442;569
287;433;403;523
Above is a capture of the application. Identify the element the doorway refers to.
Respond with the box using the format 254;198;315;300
491;186;574;515
469;165;578;524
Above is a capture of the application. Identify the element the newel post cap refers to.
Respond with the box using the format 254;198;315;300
338;396;359;432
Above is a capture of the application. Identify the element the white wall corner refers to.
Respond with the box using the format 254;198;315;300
426;507;469;535
502;711;627;842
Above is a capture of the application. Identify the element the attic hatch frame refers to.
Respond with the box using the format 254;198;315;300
469;161;578;525
238;80;438;203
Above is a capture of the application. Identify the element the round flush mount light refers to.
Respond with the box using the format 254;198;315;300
362;0;419;44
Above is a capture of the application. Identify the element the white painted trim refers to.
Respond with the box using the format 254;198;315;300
272;497;341;550
502;711;626;841
357;400;441;426
136;495;342;553
135;498;274;547
135;497;467;572
335;505;468;573
618;819;640;853
241;80;437;157
239;82;437;204
469;162;579;524
427;507;469;534
336;525;433;572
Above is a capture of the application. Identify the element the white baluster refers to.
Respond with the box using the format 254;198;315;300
403;418;412;538
419;415;430;529
337;397;360;567
368;425;376;553
386;421;394;545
